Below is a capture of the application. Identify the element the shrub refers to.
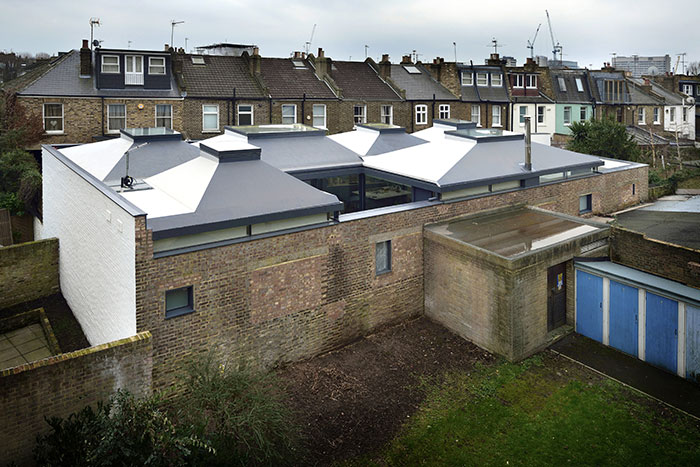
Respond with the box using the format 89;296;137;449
0;148;41;216
567;117;641;162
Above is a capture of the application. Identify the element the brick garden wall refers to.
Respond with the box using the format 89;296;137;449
0;332;152;466
0;238;58;310
134;165;647;389
610;226;700;288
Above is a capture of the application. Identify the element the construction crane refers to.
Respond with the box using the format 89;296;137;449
527;24;541;59
673;54;681;74
545;10;562;62
304;24;316;56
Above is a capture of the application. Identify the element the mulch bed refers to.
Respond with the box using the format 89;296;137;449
0;293;89;352
277;317;497;466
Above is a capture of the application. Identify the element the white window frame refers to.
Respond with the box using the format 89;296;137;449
519;105;528;125
638;107;646;125
476;72;488;87
682;84;693;96
491;73;502;87
575;78;584;92
155;104;173;129
438;104;450;119
653;107;660;124
472;104;481;126
202;104;219;132
461;72;473;86
563;106;571;125
312;104;327;129
237;104;254;125
669;107;676;124
124;55;144;85
538;105;546;124
492;105;501;127
148;57;166;75
101;55;120;74
43;103;64;134
526;74;537;88
353;105;367;125
381;105;393;125
513;74;524;88
683;106;688;123
281;104;297;124
415;104;428;125
580;106;587;121
107;103;126;134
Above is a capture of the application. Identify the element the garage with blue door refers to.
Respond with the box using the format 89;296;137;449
575;261;700;382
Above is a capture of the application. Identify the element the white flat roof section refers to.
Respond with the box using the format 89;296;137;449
60;137;134;181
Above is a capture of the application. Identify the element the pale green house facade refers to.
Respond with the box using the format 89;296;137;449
550;70;595;136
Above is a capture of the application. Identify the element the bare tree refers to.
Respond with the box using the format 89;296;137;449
687;61;700;76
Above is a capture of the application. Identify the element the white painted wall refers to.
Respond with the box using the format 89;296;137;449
664;105;696;138
510;103;556;138
41;149;137;345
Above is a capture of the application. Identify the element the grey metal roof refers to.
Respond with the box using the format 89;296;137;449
147;159;342;236
18;50;182;98
575;261;700;306
438;140;603;188
457;65;509;103
366;131;427;155
389;64;457;100
550;70;594;103
248;133;364;173
103;140;200;183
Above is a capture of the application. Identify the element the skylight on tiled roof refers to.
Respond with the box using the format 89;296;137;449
191;56;205;65
292;59;306;69
403;65;421;74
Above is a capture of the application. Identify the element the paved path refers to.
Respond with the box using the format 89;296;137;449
0;324;52;370
551;333;700;419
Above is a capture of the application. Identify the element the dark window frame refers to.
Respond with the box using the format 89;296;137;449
579;194;592;214
165;286;195;319
375;240;392;275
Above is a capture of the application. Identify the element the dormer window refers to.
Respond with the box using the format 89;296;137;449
513;74;524;88
191;56;205;65
403;65;421;74
491;73;502;86
101;55;119;74
526;74;537;88
125;55;144;85
149;57;166;75
461;72;473;86
476;72;488;86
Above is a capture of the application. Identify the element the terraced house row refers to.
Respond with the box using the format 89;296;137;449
4;40;698;148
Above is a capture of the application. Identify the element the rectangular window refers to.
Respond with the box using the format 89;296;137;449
683;107;688;123
381;105;393;124
519;106;527;124
605;80;624;101
492;105;501;126
476;72;488;86
558;77;567;92
563;106;572;125
526;74;537;88
202;104;219;132
669;107;676;124
575;78;584;92
237;104;253;125
538;106;546;124
638;107;645;125
107;104;126;133
653;107;660;124
438;104;450;119
682;84;693;96
312;104;326;128
491;73;502;87
165;286;194;319
579;194;592;214
461;72;473;86
125;55;143;85
513;74;524;88
375;240;391;275
101;55;119;73
155;104;172;129
148;57;166;75
580;107;587;121
415;104;428;125
471;104;481;126
353;105;366;124
43;103;63;133
282;104;296;124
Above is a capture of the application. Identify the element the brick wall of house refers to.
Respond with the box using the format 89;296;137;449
0;332;152;466
134;165;647;390
181;98;269;140
0;238;58;310
610;226;700;288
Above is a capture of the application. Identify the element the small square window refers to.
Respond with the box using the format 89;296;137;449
579;194;592;214
353;105;367;124
148;57;166;75
461;72;473;86
375;240;391;275
415;104;428;125
165;286;194;318
439;104;450;119
476;72;488;86
491;73;502;87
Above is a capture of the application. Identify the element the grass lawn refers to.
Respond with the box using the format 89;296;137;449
678;176;700;189
349;353;700;466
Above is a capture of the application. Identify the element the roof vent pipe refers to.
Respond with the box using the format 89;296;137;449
524;116;532;171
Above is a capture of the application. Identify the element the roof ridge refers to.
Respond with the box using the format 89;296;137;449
4;49;76;94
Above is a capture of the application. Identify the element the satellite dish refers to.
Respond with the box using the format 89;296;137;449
92;39;101;48
647;66;659;75
687;96;696;105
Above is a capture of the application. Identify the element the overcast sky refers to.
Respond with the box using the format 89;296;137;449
1;0;698;70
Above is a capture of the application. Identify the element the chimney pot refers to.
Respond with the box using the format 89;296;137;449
378;54;391;80
82;39;89;49
294;51;301;59
381;54;389;62
164;44;170;51
401;55;412;64
318;47;324;58
253;46;259;56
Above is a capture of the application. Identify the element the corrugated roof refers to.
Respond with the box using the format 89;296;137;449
260;58;336;99
18;50;181;98
328;60;400;101
389;64;457;100
176;54;265;98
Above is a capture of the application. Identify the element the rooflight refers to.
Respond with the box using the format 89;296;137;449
292;59;306;68
403;65;421;74
191;56;205;65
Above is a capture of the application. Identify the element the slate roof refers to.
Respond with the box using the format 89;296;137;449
626;126;670;146
260;58;336;99
458;65;509;103
588;71;630;104
328;60;401;101
627;81;663;105
1;55;61;94
175;54;265;98
389;64;457;100
628;77;685;105
18;50;182;98
550;70;594;104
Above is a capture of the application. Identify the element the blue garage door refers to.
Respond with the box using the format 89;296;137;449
576;270;603;342
609;281;638;357
645;292;678;374
687;305;700;383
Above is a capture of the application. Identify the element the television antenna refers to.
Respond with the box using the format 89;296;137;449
89;17;100;50
488;38;505;54
170;20;184;49
365;45;369;59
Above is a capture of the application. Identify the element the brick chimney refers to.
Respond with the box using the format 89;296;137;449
401;55;412;64
378;54;391;80
249;47;261;75
486;53;502;66
641;78;652;93
293;51;302;59
315;47;331;80
80;39;92;77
